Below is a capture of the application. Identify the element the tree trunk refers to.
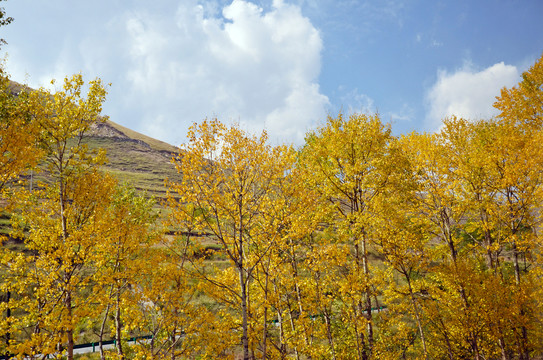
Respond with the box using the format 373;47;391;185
240;265;249;360
440;318;454;360
291;249;311;351
99;303;111;360
4;290;10;360
351;303;364;360
499;336;510;360
115;291;124;359
406;276;428;359
360;235;373;355
323;308;337;360
171;330;177;360
66;290;74;360
261;293;268;359
60;170;75;360
512;241;530;360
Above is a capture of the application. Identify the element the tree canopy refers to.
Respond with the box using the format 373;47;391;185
1;49;543;359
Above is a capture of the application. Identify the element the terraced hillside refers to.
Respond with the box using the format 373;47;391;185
7;79;183;200
84;120;182;200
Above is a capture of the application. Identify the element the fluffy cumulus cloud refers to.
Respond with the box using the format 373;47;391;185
121;0;328;145
425;62;520;129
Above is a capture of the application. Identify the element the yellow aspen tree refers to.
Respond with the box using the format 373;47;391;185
132;255;212;359
406;54;543;360
167;119;294;360
298;112;397;360
403;114;543;359
253;163;347;359
439;115;543;359
489;122;543;360
494;53;543;130
371;173;431;358
401;128;486;359
130;221;221;359
0;69;43;357
91;184;158;360
1;74;109;360
492;53;543;360
440;117;513;359
6;169;116;359
444;118;501;270
245;162;329;359
233;143;298;359
0;68;43;191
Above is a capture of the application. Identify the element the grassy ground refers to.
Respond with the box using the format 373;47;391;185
74;354;99;360
0;211;11;235
79;135;181;201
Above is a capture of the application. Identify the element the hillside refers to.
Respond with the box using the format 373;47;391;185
84;119;182;200
6;79;182;200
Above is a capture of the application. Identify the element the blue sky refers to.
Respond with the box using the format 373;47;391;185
2;0;543;146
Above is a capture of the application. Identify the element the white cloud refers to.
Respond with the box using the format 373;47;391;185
4;0;327;146
5;41;79;92
425;62;520;130
339;88;376;115
336;89;413;125
386;103;414;123
119;0;328;145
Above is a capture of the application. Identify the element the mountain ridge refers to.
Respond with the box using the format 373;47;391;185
83;119;182;199
91;119;180;154
6;79;182;199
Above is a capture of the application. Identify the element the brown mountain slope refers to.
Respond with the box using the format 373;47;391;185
96;120;180;154
6;79;182;199
84;120;182;199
